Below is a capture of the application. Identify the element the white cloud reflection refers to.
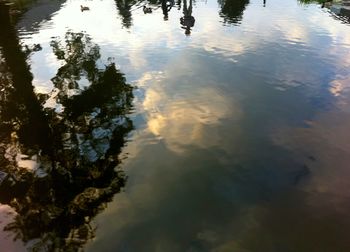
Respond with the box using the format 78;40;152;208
11;0;350;251
136;71;241;153
17;0;350;97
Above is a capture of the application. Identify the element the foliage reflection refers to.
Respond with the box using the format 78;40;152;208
218;0;249;24
0;4;134;251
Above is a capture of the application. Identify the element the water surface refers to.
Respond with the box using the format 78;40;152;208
1;0;350;251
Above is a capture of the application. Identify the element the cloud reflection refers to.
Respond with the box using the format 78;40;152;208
138;71;240;153
10;0;350;251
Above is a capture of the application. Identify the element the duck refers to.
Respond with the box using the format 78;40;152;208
143;6;152;13
80;5;90;11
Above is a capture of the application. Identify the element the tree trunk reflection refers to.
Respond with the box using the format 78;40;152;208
0;4;134;250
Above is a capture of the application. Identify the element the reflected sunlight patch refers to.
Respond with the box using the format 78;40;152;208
329;77;350;97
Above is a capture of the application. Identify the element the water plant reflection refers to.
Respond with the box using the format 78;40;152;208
0;5;134;250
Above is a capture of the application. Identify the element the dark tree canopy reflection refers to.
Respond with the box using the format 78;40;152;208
0;5;134;250
115;0;175;28
218;0;249;24
115;0;138;28
180;0;195;35
298;0;325;4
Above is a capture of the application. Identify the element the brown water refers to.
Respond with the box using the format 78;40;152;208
1;0;350;251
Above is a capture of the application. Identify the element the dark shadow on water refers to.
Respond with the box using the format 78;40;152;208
0;3;134;251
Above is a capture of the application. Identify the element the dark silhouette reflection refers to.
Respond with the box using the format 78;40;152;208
218;0;249;24
176;0;181;10
162;0;174;20
180;0;195;35
115;0;137;28
143;5;153;13
298;0;327;4
263;0;266;7
0;3;52;154
0;4;134;250
114;0;161;28
114;0;176;27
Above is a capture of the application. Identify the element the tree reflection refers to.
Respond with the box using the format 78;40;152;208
0;4;134;251
162;0;174;20
218;0;249;24
115;0;138;28
180;0;195;35
299;0;350;23
115;0;176;27
0;3;52;154
298;0;325;3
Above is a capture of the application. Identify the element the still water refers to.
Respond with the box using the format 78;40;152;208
1;0;350;251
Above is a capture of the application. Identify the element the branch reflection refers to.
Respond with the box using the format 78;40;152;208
0;4;134;250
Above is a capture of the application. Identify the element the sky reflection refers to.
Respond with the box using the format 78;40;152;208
2;0;350;250
139;68;239;153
